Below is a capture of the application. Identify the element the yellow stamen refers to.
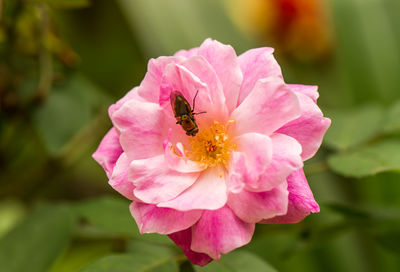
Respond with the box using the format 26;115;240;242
188;121;236;168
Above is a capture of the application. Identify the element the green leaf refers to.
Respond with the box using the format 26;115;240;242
78;253;179;272
324;105;384;151
34;0;90;9
33;75;110;155
74;196;139;237
328;140;400;178
376;228;400;254
383;101;400;134
127;239;176;258
195;250;277;272
0;204;76;272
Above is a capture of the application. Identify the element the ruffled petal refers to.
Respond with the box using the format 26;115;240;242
131;155;200;204
262;169;319;224
168;228;212;266
238;47;282;105
277;91;331;160
164;142;205;173
108;87;143;120
174;47;199;58
137;56;182;103
130;202;202;235
229;133;272;189
227;180;289;223
288;84;319;103
109;153;135;200
191;206;255;260
198;38;243;113
158;167;227;211
249;133;303;192
230;77;301;136
92;128;123;178
111;99;166;160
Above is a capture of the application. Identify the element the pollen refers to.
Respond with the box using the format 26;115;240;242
188;121;236;168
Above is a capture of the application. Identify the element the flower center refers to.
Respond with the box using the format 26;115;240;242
188;121;236;168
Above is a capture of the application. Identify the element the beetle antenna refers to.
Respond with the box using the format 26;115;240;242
193;111;206;115
192;90;199;111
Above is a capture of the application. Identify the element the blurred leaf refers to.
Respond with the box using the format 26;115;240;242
324;105;384;151
35;0;90;9
74;196;139;237
78;253;179;272
0;200;25;239
0;204;76;272
195;250;277;272
376;228;400;254
383;100;400;134
127;239;176;258
328;140;400;178
324;203;400;222
33;75;109;155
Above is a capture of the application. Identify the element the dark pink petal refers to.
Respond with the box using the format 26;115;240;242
168;228;213;266
262;169;320;224
198;38;243;113
130;202;202;235
174;47;199;58
131;155;200;204
229;133;273;189
109;153;135;200
231;77;301;136
277;91;331;160
191;205;255;260
288;84;319;103
111;99;166;160
137;56;182;103
227;180;288;223
158;167;227;211
249;133;303;192
238;47;282;105
92;128;123;178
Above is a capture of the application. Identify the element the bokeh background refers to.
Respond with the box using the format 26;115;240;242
1;0;400;271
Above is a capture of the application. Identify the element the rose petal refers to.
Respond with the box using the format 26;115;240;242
168;228;212;266
164;142;205;173
191;205;255;260
288;84;319;103
227;180;289;223
158;167;227;211
130;202;202;235
262;169;320;224
92;128;123;178
174;47;199;58
277;91;331;160
111;99;166;160
249;133;303;192
229;133;272;189
108;87;143;120
231;77;301;136
109;153;135;200
198;38;243;113
131;155;200;204
238;47;282;105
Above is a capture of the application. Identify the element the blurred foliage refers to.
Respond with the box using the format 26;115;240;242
1;0;400;271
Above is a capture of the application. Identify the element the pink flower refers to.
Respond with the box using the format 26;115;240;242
93;39;330;266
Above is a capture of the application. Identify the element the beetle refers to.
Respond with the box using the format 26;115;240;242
170;90;205;136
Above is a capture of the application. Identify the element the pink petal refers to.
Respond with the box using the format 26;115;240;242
158;167;227;211
137;56;182;103
174;47;199;58
277;91;331;160
168;228;212;266
191;205;255;260
231;77;301;136
250;133;303;192
109;153;135;200
131;155;200;204
111;99;166;160
198;38;243;113
108;87;143;120
288;84;319;103
130;202;202;235
238;47;282;105
92;128;123;178
227;180;289;223
229;133;273;189
262;169;320;224
164;142;205;173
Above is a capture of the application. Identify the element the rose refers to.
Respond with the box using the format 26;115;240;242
93;38;330;266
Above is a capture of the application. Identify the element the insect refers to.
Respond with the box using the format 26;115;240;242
170;90;206;136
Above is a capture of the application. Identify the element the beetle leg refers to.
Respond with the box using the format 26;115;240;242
192;90;199;111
